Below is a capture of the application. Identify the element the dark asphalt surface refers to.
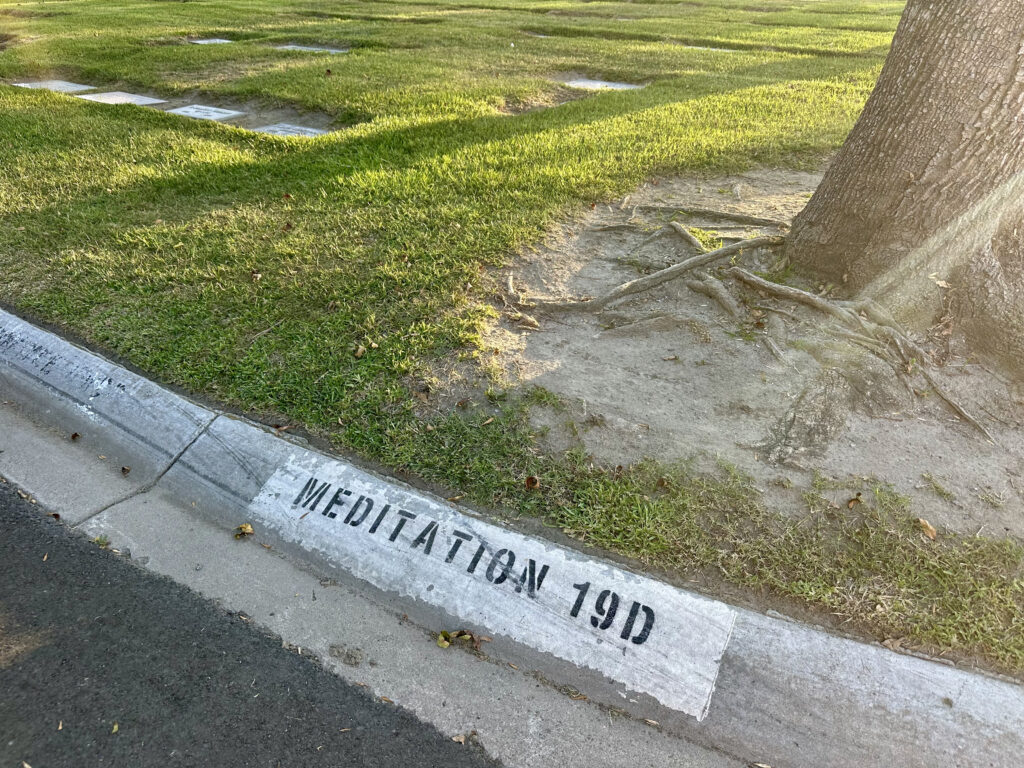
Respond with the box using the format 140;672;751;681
0;481;499;768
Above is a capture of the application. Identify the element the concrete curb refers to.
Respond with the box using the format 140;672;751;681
2;307;1021;767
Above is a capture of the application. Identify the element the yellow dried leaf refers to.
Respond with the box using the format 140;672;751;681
917;518;937;540
112;722;119;734
234;523;254;539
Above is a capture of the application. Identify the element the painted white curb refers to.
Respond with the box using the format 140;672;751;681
2;307;1023;766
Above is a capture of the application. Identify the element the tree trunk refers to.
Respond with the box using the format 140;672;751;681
786;0;1024;376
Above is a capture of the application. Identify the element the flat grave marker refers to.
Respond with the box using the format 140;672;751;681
14;80;95;93
77;91;167;106
190;38;233;45
562;77;644;91
255;123;328;137
275;44;348;54
166;105;245;121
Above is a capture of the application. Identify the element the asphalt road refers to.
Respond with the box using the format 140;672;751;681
0;481;499;768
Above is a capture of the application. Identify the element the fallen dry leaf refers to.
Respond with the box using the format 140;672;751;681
111;722;119;734
121;466;131;476
917;518;937;540
70;432;80;441
452;735;466;744
846;492;863;509
480;417;495;426
525;476;540;490
353;345;366;359
234;523;255;539
379;696;393;704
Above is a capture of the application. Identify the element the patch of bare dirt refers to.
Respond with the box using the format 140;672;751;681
484;167;1024;538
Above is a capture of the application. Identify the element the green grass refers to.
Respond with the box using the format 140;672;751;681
3;0;1022;675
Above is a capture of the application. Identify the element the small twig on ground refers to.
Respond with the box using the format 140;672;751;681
526;235;784;313
668;221;706;252
248;320;285;346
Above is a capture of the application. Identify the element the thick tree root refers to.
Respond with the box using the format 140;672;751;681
632;205;789;229
525;235;784;313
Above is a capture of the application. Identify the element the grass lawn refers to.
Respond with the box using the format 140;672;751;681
3;0;1022;674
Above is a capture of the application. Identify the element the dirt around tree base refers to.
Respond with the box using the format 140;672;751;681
487;168;1024;540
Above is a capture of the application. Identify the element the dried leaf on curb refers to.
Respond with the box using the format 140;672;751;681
749;763;773;768
234;523;255;539
846;492;862;509
379;696;393;704
446;495;464;502
917;518;937;540
643;719;660;727
452;735;466;744
121;466;131;476
437;629;488;651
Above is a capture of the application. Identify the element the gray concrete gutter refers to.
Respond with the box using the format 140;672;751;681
1;306;1021;768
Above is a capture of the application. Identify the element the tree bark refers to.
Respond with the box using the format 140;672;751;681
785;0;1024;375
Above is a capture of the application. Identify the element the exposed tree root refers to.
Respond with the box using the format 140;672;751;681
632;204;789;229
525;235;784;313
684;274;740;319
727;267;996;444
668;221;707;252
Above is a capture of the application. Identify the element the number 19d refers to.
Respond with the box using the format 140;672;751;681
569;582;655;645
